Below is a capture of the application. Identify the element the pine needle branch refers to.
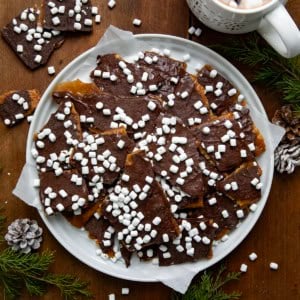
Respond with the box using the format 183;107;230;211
172;265;241;300
0;209;93;299
0;239;92;299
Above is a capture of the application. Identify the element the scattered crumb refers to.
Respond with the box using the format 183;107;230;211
194;27;202;37
121;287;130;295
188;26;202;37
108;294;115;300
133;18;142;27
249;252;258;261
188;26;195;35
270;262;279;270
95;14;101;23
48;66;56;75
108;0;116;9
27;115;33;123
240;263;248;273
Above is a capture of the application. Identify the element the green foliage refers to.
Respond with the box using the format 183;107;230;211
173;265;241;300
0;216;92;299
211;33;300;111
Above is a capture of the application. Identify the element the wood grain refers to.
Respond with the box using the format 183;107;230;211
0;1;299;299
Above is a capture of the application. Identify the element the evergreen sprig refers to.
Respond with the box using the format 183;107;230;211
0;213;92;299
211;34;300;111
173;265;241;300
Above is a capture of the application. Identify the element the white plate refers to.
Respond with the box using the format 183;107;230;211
26;34;273;282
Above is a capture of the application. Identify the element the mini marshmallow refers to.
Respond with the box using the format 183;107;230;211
133;18;142;26
240;263;248;273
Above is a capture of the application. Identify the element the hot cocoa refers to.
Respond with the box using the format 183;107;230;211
218;0;272;9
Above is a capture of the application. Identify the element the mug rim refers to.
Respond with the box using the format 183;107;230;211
212;0;277;14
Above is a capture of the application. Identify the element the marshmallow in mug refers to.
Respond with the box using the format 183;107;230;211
219;0;272;9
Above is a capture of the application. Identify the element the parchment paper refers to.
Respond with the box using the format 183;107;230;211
13;26;285;294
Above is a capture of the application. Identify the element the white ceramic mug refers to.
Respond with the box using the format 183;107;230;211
186;0;300;58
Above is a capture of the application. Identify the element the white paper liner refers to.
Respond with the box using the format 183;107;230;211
13;26;285;294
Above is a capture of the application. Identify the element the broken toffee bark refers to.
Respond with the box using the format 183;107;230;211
162;72;212;128
102;151;179;252
0;89;40;126
156;218;216;266
142;114;204;207
217;161;262;207
91;53;166;97
1;7;64;70
33;101;82;172
39;169;89;215
70;128;135;185
43;0;93;32
197;65;242;116
194;113;256;172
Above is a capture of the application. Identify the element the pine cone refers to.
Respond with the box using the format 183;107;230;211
274;144;300;174
5;219;43;253
272;105;300;145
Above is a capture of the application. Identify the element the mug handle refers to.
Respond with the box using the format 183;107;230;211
257;4;300;58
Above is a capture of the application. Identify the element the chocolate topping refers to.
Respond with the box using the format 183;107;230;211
102;151;179;252
186;193;244;238
70;130;135;185
197;65;239;115
52;91;163;138
33;101;82;172
194;114;255;172
39;169;89;214
217;161;262;206
43;0;93;32
91;54;165;97
147;115;204;200
85;215;115;255
163;72;212;127
0;90;40;126
1;8;64;69
157;218;216;266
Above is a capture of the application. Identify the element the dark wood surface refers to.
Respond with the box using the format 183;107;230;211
0;1;299;299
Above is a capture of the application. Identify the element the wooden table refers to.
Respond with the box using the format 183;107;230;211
0;1;299;299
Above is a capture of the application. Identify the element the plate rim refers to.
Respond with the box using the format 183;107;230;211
26;33;274;283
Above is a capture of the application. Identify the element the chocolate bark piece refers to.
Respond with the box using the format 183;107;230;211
193;113;255;172
137;51;186;80
85;214;115;255
0;89;40;127
43;0;93;32
70;128;135;185
33;101;82;172
39;169;89;215
216;161;262;207
163;72;212;127
52;90;163;139
1;8;64;70
230;104;266;157
102;151;179;252
185;193;246;239
197;65;240;116
90;53;165;97
157;218;216;266
142;115;204;208
136;51;186;98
